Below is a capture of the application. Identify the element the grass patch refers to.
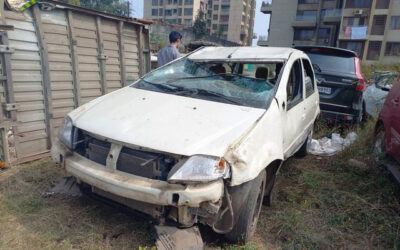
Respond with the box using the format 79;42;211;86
361;63;400;80
0;159;153;249
256;118;400;249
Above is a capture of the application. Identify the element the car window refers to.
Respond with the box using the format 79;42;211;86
307;53;356;74
302;59;315;98
287;60;303;110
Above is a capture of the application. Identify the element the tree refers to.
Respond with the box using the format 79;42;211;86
64;0;81;6
58;0;131;17
193;9;207;39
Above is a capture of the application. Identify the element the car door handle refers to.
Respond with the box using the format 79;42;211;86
392;98;399;106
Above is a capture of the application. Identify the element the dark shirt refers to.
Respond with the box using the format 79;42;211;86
157;44;180;67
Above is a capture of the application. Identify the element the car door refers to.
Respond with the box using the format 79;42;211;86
301;58;319;130
282;59;306;158
386;79;400;161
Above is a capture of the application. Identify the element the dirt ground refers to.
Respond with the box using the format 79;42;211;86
0;121;399;249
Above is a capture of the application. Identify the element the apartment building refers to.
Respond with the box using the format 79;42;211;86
259;0;400;63
259;0;344;47
143;0;206;27
144;0;256;45
206;0;256;45
338;0;400;63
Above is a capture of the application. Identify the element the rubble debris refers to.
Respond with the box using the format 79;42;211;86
309;132;357;156
43;176;82;197
154;225;204;250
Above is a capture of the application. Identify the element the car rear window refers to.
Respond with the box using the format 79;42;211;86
307;53;356;74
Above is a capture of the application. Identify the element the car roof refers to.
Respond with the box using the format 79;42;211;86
294;45;358;58
188;46;299;61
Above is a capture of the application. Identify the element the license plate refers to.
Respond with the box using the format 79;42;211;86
318;87;332;95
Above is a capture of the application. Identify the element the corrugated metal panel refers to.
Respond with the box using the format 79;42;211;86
40;9;75;130
122;23;140;83
102;18;122;93
5;10;48;158
72;12;101;104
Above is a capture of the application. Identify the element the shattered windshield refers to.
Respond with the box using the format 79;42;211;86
132;58;283;108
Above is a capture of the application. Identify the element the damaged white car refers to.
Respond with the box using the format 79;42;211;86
52;47;320;243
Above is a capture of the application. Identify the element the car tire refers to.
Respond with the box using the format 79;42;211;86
358;102;367;124
295;131;312;158
225;170;266;244
373;124;387;162
263;171;277;206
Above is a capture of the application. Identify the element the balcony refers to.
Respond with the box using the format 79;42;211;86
339;26;368;40
292;15;317;27
322;9;342;23
261;1;272;14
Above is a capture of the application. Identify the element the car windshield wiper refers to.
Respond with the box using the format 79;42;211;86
141;79;179;91
313;63;322;73
166;74;234;84
191;88;242;105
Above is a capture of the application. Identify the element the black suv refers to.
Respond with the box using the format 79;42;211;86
295;46;366;123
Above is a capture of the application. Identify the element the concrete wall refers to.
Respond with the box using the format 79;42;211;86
262;0;297;47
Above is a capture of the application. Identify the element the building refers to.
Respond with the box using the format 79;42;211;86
259;0;400;63
259;0;344;47
206;0;256;45
338;0;400;63
143;0;206;27
144;0;256;45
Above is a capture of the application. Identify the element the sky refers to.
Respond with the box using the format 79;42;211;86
131;0;270;46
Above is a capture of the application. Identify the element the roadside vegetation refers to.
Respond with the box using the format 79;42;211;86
361;63;400;79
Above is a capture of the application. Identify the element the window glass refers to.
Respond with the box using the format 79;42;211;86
306;53;356;73
287;60;303;109
302;59;315;98
132;58;283;109
391;16;400;30
385;42;400;56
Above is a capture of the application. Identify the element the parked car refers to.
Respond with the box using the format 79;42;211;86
364;72;397;118
51;47;320;243
374;75;400;183
295;46;366;123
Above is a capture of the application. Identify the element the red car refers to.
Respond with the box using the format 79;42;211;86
374;75;400;182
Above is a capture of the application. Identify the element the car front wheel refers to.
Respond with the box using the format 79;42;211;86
224;170;266;244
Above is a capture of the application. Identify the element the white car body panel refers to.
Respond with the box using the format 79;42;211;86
69;87;266;158
224;101;284;185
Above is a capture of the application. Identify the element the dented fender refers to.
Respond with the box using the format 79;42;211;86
225;101;284;186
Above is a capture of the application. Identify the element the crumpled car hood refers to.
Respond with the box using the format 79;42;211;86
70;87;266;157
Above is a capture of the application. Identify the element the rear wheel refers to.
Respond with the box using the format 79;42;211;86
358;102;367;124
225;170;266;244
373;125;387;162
295;130;312;158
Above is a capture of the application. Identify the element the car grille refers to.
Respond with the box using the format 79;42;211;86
75;130;177;181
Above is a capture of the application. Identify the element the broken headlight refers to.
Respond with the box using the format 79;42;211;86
167;155;230;184
58;116;74;149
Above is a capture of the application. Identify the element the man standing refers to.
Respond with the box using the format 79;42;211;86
157;31;182;68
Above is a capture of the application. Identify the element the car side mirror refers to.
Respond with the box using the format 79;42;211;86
381;86;391;92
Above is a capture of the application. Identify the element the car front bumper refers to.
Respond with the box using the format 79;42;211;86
51;139;224;208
